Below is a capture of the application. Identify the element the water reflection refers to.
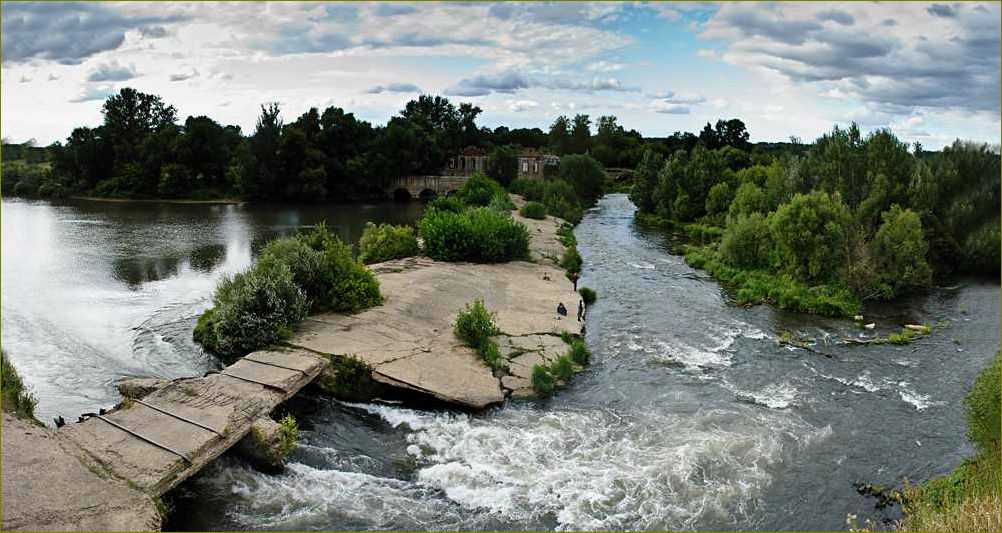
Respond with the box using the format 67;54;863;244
1;198;424;423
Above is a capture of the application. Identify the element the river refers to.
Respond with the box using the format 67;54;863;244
2;194;998;531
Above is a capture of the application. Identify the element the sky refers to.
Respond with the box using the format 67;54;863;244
1;1;999;149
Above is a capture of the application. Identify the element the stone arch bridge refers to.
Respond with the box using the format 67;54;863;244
382;175;469;200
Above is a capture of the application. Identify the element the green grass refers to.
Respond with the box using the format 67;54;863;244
454;299;507;372
531;364;555;394
683;245;862;318
897;448;999;532
1;349;38;422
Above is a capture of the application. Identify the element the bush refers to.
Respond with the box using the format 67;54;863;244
488;193;516;213
728;182;769;221
519;201;547;219
770;191;851;283
870;205;932;298
196;256;308;360
531;364;555;394
322;354;385;401
558;154;605;205
420;207;530;263
259;237;330;309
556;223;577;247
1;350;37;422
357;222;419;265
509;179;545;201
719;213;773;269
550;355;575;382
560;246;582;274
454;299;501;351
964;353;1000;453
567;339;591;365
542;179;584;224
429;196;465;213
456;172;507;207
277;414;299;456
578;287;597;305
296;224;382;312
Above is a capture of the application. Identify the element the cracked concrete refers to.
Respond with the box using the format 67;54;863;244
286;205;583;408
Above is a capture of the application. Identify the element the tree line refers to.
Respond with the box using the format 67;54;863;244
2;87;652;201
630;121;1000;313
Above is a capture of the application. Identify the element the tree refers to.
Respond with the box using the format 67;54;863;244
486;145;518;186
558;154;605;205
101;87;177;170
870;205;932;297
569;114;592;154
714;119;750;151
720;213;773;269
728;182;768;221
549;115;571;154
770;191;851;283
248;103;283;198
629;149;664;214
705;182;733;221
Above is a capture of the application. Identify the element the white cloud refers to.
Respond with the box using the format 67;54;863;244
507;99;539;112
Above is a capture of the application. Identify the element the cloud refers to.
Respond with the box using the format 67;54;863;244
649;101;691;114
696;48;719;60
70;85;114;103
365;82;422;94
139;25;168;38
169;69;198;82
507;99;539;112
86;61;138;82
361;33;493;49
701;3;1001;115
649;91;706;105
585;60;626;72
546;77;635;92
46;73;60;81
374;4;418;17
19;75;31;83
266;24;353;54
1;2;185;65
445;72;530;96
816;10;854;26
927;4;957;18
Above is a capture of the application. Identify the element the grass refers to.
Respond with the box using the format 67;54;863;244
556;223;577;247
276;414;299;457
530;336;591;395
519;201;547;220
2;349;38;422
683;245;862;318
896;448;1000;532
531;364;555;394
454;299;507;372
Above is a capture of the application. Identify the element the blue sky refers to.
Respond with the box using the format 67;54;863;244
2;2;999;149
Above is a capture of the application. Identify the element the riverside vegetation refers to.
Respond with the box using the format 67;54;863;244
629;120;999;317
1;349;39;423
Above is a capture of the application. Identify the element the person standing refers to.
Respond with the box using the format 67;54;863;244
577;299;585;321
571;271;579;291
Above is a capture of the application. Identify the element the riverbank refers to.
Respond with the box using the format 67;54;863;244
68;195;244;205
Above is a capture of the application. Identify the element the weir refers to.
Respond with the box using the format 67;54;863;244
2;348;326;531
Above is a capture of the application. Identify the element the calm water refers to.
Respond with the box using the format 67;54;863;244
1;197;423;423
2;194;998;531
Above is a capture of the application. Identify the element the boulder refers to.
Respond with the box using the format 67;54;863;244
233;417;295;473
115;378;168;399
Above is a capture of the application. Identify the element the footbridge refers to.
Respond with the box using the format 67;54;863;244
383;174;469;200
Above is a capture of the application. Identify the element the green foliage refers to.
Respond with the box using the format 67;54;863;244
870;205;932;298
682;223;724;245
531;364;555;394
295;224;382;312
428;196;465;213
719;213;773;270
705;181;733;219
770;191;851;283
567;338;592;366
519;201;547;220
195;256;308;360
964;353;1000;453
683;246;861;317
558;154;606;205
276;414;299;457
419;206;530;263
453;299;506;371
508;179;545;201
550;355;575;382
486;145;518;186
541;178;584;224
1;350;38;422
259;237;330;310
456;172;507;207
578;287;597;305
556;223;577;247
487;193;516;213
560;246;583;274
357;222;419;265
728;181;769;220
323;354;385;401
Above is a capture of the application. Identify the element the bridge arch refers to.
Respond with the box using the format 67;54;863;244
392;188;413;201
418;189;438;201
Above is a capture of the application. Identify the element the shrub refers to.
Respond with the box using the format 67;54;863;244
578;287;597;305
728;182;769;221
870;205;932;298
322;354;385;401
357;222;419;265
197;256;308;360
296;224;382;312
550;355;575;382
519;201;547;220
454;299;500;350
558;154;605;205
560;246;582;274
770;191;851;283
260;237;330;309
542;179;584;223
531;364;555;394
488;193;516;213
964;353;1000;453
1;350;37;422
420;207;530;263
277;414;299;456
567;339;591;366
509;179;545;201
456;173;507;207
556;223;577;247
719;213;773;269
428;196;465;213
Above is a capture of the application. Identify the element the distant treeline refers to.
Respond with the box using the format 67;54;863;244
629;121;1000;311
1;88;658;201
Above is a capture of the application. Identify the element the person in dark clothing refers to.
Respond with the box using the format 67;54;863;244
557;302;567;316
571;272;579;291
577;299;585;321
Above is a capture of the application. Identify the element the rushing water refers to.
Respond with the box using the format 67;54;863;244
2;194;998;531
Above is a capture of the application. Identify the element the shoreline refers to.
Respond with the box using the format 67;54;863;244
67;195;245;205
